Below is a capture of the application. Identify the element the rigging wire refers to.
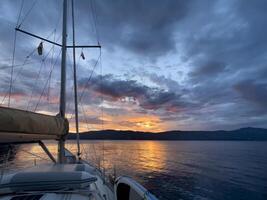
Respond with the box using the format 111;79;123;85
78;54;101;103
2;38;60;107
67;53;95;159
65;52;75;120
26;28;62;108
34;50;61;112
68;0;102;134
0;58;13;62
68;53;101;123
66;49;99;166
17;0;39;28
88;0;98;43
20;148;50;162
12;47;36;80
0;147;11;180
66;49;98;164
8;30;17;107
4;54;31;105
26;31;60;110
71;0;81;160
5;0;62;108
80;103;90;130
89;0;100;43
99;48;105;174
26;60;45;110
67;53;93;160
2;28;61;106
0;63;37;105
87;2;96;42
43;2;63;103
6;0;57;107
0;61;38;70
65;49;83;120
47;32;56;103
81;143;88;161
16;0;25;27
100;49;104;130
5;0;31;105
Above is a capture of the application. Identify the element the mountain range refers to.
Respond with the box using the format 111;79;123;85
68;127;267;141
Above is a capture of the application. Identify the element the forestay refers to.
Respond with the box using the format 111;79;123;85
0;106;68;143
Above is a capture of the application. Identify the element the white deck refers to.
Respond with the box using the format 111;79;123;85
0;163;115;200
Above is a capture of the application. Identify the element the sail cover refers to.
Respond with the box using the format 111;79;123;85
0;107;69;143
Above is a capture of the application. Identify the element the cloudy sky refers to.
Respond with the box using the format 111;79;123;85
0;0;266;132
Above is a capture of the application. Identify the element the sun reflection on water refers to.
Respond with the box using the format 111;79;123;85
5;140;168;178
78;140;168;176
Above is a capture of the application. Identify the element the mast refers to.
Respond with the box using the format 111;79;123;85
58;0;68;163
71;0;81;159
11;0;100;163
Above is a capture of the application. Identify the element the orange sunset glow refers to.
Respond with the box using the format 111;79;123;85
69;112;165;133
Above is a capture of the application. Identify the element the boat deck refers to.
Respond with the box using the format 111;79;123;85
0;163;114;200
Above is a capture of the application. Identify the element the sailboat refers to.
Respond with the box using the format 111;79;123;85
0;1;158;199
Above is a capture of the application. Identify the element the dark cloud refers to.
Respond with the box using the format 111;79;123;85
178;0;267;80
145;72;181;92
0;0;191;59
79;74;189;113
234;80;267;110
75;0;192;58
189;61;226;78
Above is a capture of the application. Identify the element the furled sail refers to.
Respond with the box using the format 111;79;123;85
0;107;68;143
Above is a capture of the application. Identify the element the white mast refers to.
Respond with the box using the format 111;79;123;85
58;0;68;163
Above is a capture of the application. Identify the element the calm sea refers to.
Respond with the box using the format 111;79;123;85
1;140;267;200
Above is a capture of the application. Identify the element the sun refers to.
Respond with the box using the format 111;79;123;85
137;121;153;129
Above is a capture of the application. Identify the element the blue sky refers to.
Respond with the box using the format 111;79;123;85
0;0;267;132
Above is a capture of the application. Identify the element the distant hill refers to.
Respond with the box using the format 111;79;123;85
67;127;267;141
